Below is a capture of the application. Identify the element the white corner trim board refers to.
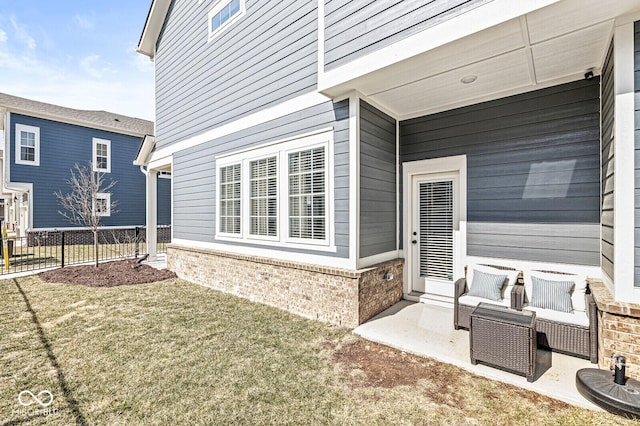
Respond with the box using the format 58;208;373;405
149;92;331;165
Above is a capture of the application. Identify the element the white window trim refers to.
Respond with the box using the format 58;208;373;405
215;130;335;252
95;192;111;217
15;124;40;166
92;138;111;173
207;0;245;42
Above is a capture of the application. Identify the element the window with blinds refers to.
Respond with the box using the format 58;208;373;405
219;163;241;234
419;180;453;281
249;156;277;237
288;147;326;240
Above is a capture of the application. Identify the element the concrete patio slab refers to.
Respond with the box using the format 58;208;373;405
354;300;602;411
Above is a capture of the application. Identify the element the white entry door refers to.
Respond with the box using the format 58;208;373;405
411;172;459;297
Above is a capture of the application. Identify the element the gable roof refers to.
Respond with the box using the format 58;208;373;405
137;0;172;59
0;92;154;137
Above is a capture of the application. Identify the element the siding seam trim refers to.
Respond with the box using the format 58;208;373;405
149;92;330;165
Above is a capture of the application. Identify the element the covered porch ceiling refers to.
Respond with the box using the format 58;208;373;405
322;0;640;120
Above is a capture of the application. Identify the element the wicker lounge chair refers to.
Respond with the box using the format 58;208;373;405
454;266;598;364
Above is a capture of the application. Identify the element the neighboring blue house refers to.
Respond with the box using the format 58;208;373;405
136;0;640;376
0;93;171;236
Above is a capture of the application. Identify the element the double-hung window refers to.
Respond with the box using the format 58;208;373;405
215;131;333;250
95;193;111;217
249;156;277;238
288;148;326;241
93;138;111;173
219;163;242;235
15;124;40;166
208;0;245;41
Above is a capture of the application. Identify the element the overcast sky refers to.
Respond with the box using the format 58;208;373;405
0;1;155;121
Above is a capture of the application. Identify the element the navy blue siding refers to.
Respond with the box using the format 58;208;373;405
155;0;318;149
360;101;396;258
324;0;492;70
172;99;350;258
400;79;601;265
10;113;168;228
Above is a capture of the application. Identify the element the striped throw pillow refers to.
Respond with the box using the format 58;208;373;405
530;276;574;313
468;269;507;301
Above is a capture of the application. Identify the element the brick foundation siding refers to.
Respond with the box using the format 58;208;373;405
167;245;403;328
590;280;640;380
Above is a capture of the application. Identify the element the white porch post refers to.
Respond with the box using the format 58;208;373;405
146;169;158;262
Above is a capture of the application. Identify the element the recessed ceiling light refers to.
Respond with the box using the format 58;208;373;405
460;75;478;84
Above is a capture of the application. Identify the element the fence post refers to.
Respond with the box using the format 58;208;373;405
61;231;65;268
135;227;140;257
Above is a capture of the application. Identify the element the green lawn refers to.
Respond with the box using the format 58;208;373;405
0;276;635;425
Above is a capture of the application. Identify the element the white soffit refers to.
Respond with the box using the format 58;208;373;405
526;0;640;43
377;49;532;115
361;20;525;97
332;0;640;119
532;21;613;83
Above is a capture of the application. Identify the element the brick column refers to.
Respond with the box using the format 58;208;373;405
590;279;640;380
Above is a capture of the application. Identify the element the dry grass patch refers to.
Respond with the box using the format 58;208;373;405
0;275;637;425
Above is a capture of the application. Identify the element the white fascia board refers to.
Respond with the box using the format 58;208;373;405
134;135;156;166
318;0;560;92
137;0;172;59
148;92;330;164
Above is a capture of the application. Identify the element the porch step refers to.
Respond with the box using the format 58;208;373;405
418;292;453;308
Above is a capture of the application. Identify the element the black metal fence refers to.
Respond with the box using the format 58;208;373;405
0;225;171;275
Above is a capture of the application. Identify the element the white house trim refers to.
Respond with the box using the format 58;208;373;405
467;256;602;281
348;93;359;270
94;192;111;217
92;138;111;173
207;0;246;42
318;0;560;93
137;0;171;59
134;135;155;166
402;155;468;298
358;250;400;269
612;20;639;303
148;92;330;166
214;130;336;252
171;238;353;270
14;124;40;166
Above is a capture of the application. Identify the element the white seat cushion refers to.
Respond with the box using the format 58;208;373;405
523;305;589;327
458;295;511;309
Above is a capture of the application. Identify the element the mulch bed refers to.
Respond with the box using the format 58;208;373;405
39;259;177;287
